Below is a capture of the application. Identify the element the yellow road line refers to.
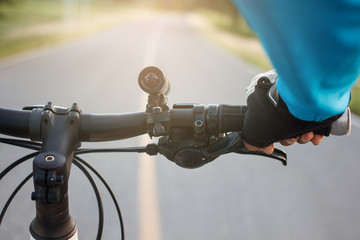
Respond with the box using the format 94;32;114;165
138;148;162;240
138;19;168;240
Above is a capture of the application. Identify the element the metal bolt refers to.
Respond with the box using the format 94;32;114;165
72;103;79;109
53;175;64;184
44;155;55;162
152;106;162;112
209;135;217;143
194;120;203;128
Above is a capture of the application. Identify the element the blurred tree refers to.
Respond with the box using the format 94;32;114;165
0;0;13;18
139;0;251;36
196;0;249;35
0;0;13;3
137;0;236;13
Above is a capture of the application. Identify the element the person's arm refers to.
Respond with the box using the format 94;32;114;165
232;0;360;150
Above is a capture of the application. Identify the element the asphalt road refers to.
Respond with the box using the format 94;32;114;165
1;14;360;240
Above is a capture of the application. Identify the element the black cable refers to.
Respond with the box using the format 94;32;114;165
0;138;41;151
74;156;125;240
0;152;38;180
75;147;147;155
0;140;126;239
72;159;104;240
0;152;37;228
0;173;32;225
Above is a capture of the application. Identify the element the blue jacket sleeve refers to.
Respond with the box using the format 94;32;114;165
232;0;360;121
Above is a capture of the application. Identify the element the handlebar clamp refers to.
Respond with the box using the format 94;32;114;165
146;107;171;137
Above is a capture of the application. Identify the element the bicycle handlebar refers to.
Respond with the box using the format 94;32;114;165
0;104;247;141
0;108;31;138
0;101;351;170
0;66;351;170
0;65;351;143
0;66;351;240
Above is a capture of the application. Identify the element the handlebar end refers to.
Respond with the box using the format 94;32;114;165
330;107;351;136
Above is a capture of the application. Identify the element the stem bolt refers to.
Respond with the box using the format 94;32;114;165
44;155;55;162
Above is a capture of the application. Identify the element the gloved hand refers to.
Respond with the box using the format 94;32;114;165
241;70;342;150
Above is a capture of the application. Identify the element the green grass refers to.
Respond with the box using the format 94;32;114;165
0;0;133;58
194;10;271;70
199;9;255;38
0;0;70;57
349;80;360;115
232;48;272;70
0;0;63;35
0;34;61;56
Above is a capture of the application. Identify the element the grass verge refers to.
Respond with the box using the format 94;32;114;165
350;81;360;115
0;0;153;59
188;11;272;70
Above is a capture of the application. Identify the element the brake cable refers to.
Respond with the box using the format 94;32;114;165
0;138;126;239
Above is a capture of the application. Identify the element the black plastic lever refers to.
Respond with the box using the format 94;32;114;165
207;132;287;166
235;147;287;166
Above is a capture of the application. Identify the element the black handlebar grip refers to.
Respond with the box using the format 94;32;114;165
218;105;247;133
0;108;31;138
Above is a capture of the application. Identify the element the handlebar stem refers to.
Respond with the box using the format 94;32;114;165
30;103;80;240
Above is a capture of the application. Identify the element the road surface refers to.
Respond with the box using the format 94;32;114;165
0;14;360;240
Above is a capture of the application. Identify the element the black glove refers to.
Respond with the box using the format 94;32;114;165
241;70;342;148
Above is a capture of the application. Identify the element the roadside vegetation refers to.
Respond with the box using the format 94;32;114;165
349;81;360;115
0;0;359;115
0;0;73;57
0;0;151;58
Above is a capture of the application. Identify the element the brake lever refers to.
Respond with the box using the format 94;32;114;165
234;147;287;166
207;132;287;166
157;132;287;169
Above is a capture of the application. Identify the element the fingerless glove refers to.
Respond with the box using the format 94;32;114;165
241;70;342;148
